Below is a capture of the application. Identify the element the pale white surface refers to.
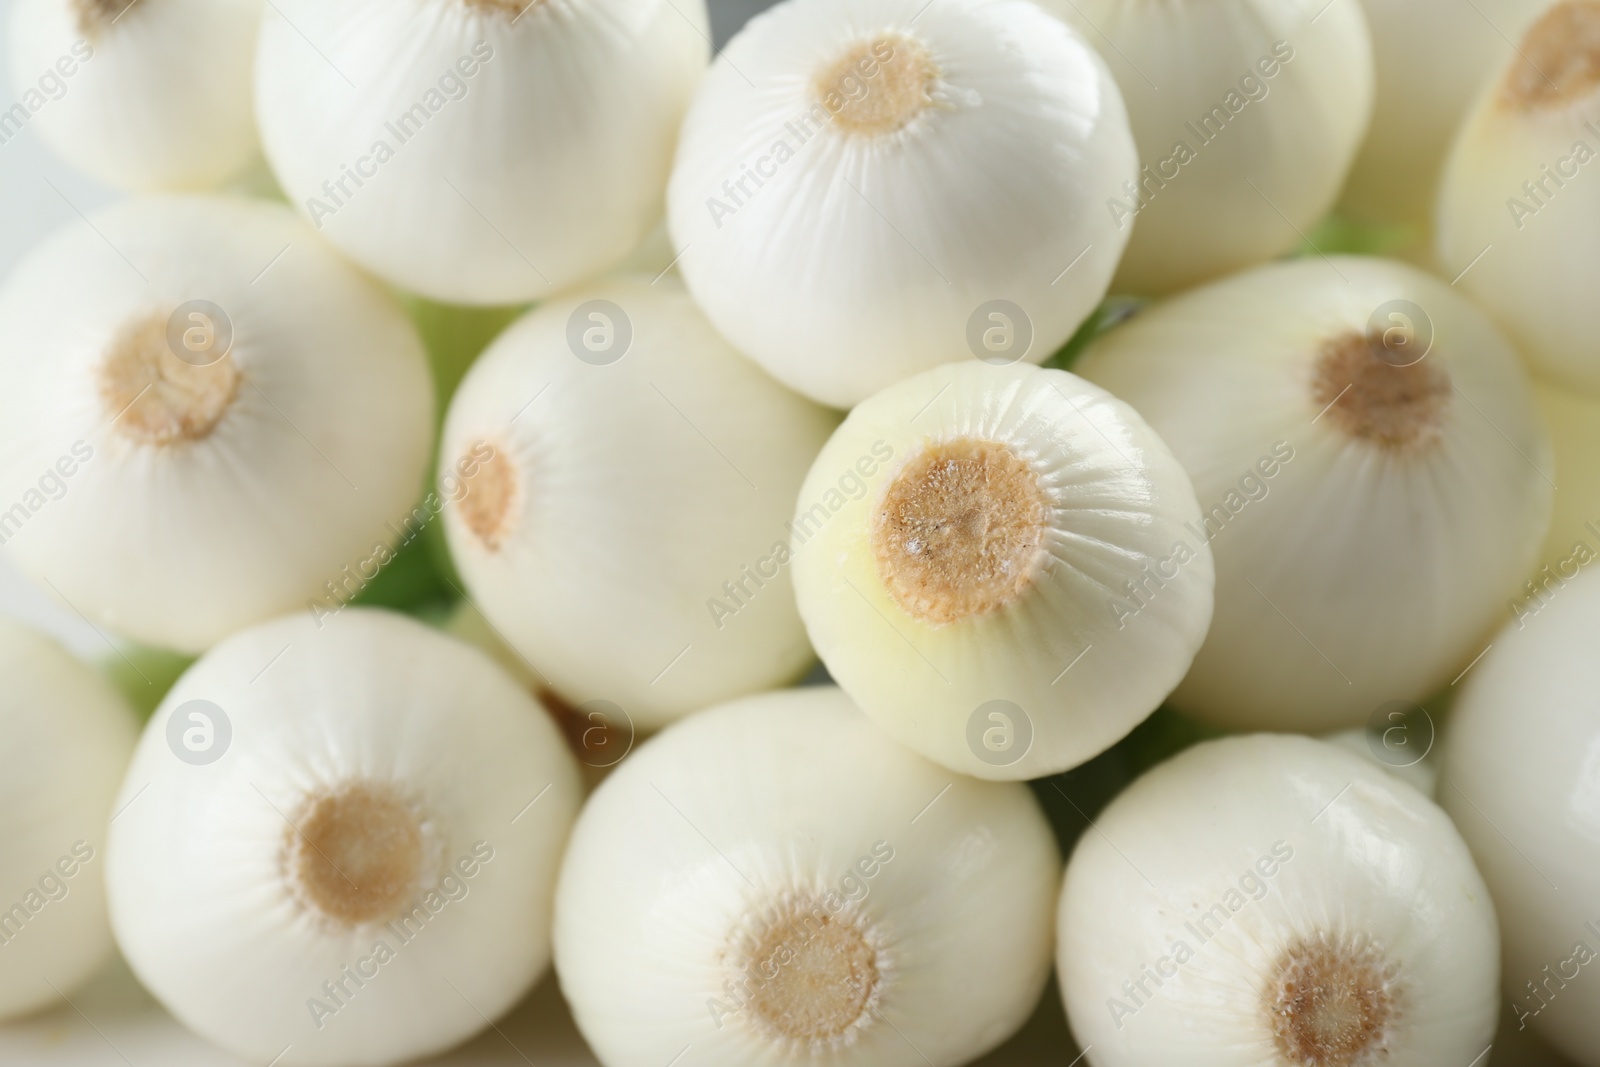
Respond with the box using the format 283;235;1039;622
105;610;583;1067
1440;565;1600;1067
1437;22;1600;398
1060;735;1500;1067
554;687;1062;1067
792;360;1213;780
1041;0;1374;294
1076;256;1553;732
255;0;708;305
0;0;116;658
0;935;1575;1066
440;277;837;728
668;0;1137;407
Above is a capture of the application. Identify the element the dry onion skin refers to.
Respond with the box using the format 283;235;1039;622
553;686;1061;1067
255;0;708;305
1075;256;1552;732
667;0;1137;408
1440;565;1600;1067
438;277;838;729
1437;0;1600;395
1040;0;1374;294
0;619;137;1019
1060;734;1500;1067
0;196;433;653
7;0;264;190
1341;0;1545;233
105;609;582;1067
790;360;1213;781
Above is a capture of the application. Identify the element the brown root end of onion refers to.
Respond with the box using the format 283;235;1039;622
871;437;1049;625
98;312;240;446
1312;330;1451;451
732;894;881;1044
287;782;425;927
457;444;520;551
1500;1;1600;111
814;35;941;137
1267;931;1401;1067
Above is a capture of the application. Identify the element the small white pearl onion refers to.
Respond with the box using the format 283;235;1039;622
1342;0;1545;232
106;609;583;1067
255;0;709;305
1440;564;1600;1067
668;0;1137;408
791;360;1213;780
0;619;137;1019
1437;0;1600;395
0;196;433;653
1060;734;1499;1067
1040;0;1374;294
1076;256;1552;732
7;0;264;190
438;277;837;729
554;686;1061;1067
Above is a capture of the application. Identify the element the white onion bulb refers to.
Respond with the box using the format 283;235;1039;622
554;685;1061;1067
7;0;263;191
1437;0;1600;395
0;196;433;653
791;360;1213;780
1341;0;1545;233
667;0;1136;408
0;618;137;1019
106;608;582;1067
1076;255;1552;732
255;0;708;305
1040;0;1374;294
438;277;837;729
1060;734;1500;1067
1440;564;1600;1067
